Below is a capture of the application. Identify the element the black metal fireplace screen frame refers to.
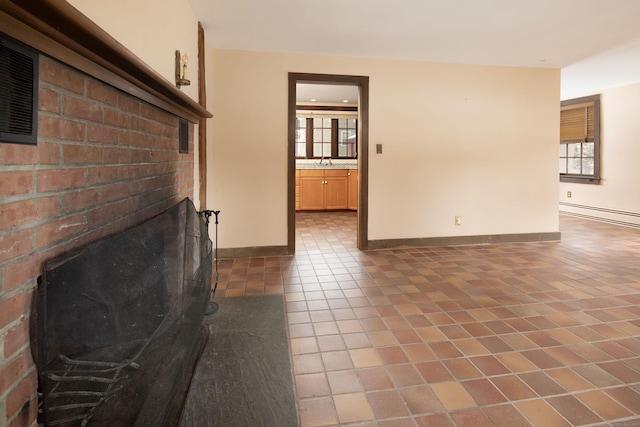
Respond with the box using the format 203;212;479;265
31;198;213;426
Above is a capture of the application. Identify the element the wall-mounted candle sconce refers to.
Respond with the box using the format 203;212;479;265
175;50;190;87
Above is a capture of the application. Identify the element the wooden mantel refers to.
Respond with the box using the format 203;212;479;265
0;0;211;123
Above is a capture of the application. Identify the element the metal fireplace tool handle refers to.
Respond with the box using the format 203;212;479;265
201;209;221;315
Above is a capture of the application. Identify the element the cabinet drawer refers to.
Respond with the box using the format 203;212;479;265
299;169;324;177
324;169;348;177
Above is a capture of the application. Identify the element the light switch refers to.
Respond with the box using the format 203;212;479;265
376;144;382;154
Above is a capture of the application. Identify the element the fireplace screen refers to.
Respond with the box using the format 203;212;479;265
31;198;212;426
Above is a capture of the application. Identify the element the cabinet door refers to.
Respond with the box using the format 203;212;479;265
324;170;348;210
348;169;358;211
295;170;301;210
299;170;324;210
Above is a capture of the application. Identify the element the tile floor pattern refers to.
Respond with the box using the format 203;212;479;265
215;212;640;426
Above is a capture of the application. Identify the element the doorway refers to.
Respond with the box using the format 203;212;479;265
287;73;369;253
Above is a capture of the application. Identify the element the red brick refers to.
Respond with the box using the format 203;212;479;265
62;188;102;213
7;398;37;427
0;290;31;329
163;149;179;162
103;146;131;164
38;87;59;113
104;108;130;128
118;164;152;180
130;196;172;224
118;95;140;115
36;195;62;219
63;95;103;123
162;124;178;139
0;350;33;396
63;226;106;254
2;255;41;293
160;137;175;152
86;198;132;226
102;215;131;237
158;111;178;127
0;199;38;230
36;213;88;248
141;104;175;127
155;162;175;175
140;103;161;121
39;116;85;141
0;229;33;264
102;182;130;203
132;188;174;214
35;141;62;165
119;129;140;147
139;163;157;177
129;116;144;132
88;123;119;144
144;120;163;137
86;80;118;106
131;149;154;163
130;175;172;196
5;370;37;423
116;164;135;180
138;134;154;149
4;320;29;358
62;144;103;165
37;168;86;192
87;165;119;185
39;59;84;94
0;171;34;197
0;144;37;166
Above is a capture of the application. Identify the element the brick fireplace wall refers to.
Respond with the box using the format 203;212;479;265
0;56;195;427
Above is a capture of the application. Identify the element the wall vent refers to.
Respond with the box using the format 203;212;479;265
0;35;39;145
179;118;188;153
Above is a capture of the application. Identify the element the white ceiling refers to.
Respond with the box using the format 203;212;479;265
296;84;360;107
189;0;640;100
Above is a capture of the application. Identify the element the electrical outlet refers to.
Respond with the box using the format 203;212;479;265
567;191;572;198
376;144;382;154
455;216;462;226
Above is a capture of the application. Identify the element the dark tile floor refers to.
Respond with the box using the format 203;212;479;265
215;211;640;426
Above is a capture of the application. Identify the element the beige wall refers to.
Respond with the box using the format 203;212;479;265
560;82;640;226
68;0;199;103
208;49;561;249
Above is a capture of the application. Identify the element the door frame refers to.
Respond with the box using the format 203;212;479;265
288;73;370;253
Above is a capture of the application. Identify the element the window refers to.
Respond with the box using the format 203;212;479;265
295;117;307;157
313;117;332;158
338;118;357;158
559;95;600;184
295;115;358;159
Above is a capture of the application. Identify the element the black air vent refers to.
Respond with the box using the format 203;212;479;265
0;36;38;145
179;118;188;153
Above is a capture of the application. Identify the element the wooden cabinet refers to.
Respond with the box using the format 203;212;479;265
347;169;358;211
299;170;325;210
324;170;348;210
297;169;351;211
295;170;302;211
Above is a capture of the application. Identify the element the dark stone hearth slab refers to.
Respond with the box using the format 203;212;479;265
180;295;298;426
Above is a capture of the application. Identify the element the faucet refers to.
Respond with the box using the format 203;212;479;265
318;155;332;166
